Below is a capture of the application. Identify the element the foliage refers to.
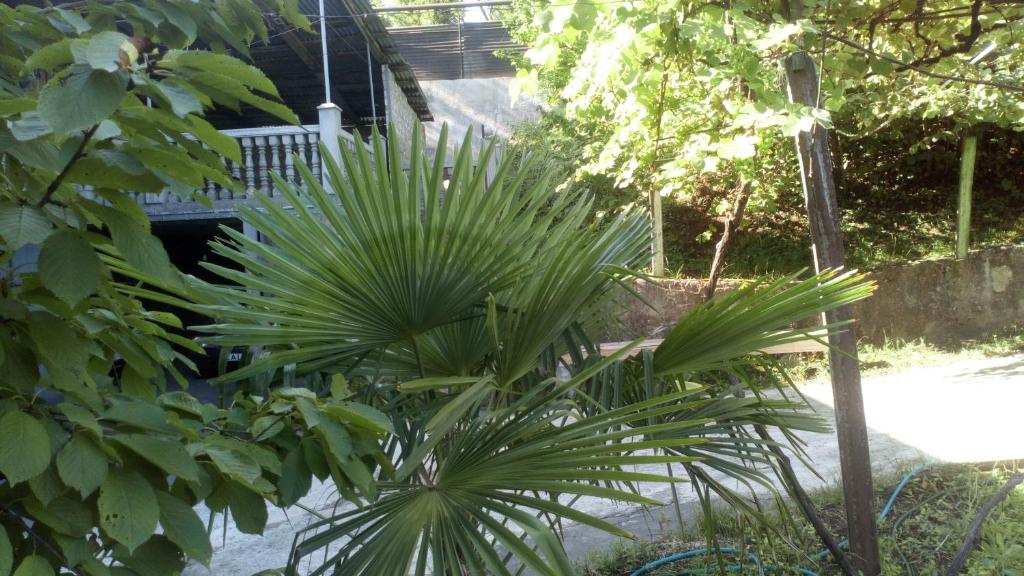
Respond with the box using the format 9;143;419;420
375;0;465;27
505;0;1024;272
507;107;1024;277
196;123;876;574
577;463;1024;576
0;2;384;574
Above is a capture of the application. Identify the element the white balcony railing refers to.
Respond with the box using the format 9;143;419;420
130;125;365;212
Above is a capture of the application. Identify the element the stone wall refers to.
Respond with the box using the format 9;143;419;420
853;245;1024;345
606;245;1024;345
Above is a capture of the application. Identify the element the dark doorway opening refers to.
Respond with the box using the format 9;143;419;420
150;217;245;400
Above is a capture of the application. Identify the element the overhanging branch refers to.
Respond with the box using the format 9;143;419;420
821;31;1024;92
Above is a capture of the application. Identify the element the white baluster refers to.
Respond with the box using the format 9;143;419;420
256;136;269;194
268;135;281;196
283;133;295;185
242;136;255;195
205;143;217;200
309;133;321;184
229;156;241;200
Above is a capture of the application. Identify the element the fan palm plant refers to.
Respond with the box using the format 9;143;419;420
194;123;873;575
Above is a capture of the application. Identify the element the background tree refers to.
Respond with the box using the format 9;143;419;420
506;0;1024;277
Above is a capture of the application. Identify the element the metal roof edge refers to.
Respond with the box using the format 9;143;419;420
338;0;434;121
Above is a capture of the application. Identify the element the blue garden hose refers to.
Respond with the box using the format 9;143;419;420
630;466;928;576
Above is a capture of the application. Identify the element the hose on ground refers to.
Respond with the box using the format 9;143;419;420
629;465;928;576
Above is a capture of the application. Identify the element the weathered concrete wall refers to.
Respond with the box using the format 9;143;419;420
418;78;543;165
853;245;1024;345
383;65;419;167
607;245;1024;345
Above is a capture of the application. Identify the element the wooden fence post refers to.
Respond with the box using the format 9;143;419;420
784;50;881;576
957;132;979;260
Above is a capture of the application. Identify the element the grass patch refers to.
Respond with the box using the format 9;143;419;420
578;463;1024;576
790;331;1024;383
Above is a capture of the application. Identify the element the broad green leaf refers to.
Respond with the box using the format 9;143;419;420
0;411;51;486
156;79;203;117
27;312;93;373
55;7;91;33
71;31;136;72
53;533;95;567
155;492;212;566
58;402;101;436
0;98;37;117
161;50;279;97
101;209;180;288
324;402;394;435
103;398;173;432
276;448;311;507
118;534;186;576
22;495;93;537
111;434;199;482
315;418;352;462
38;68;126;134
185;114;240;163
8;113;52;141
202;444;260;484
120;366;157;400
0;525;11;576
98;468;159;553
24;39;73;72
38;230;102;306
0;338;39;394
0;205;52;250
28;467;66;506
224;482;267;535
250;415;284;439
12;556;53;576
56;433;109;497
329;374;352;399
154;3;197;41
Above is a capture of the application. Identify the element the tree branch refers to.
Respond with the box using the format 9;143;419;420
37;124;100;208
944;472;1024;576
821;31;1024;92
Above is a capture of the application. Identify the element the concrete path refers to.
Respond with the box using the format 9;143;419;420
184;353;1024;575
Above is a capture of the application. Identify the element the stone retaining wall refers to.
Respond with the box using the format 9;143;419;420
606;245;1024;345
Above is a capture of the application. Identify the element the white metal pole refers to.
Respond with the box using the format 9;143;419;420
318;0;331;103
367;40;377;123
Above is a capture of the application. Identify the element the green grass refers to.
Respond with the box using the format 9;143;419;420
578;463;1024;576
790;332;1024;383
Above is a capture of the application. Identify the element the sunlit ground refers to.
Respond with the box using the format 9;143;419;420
800;353;1024;464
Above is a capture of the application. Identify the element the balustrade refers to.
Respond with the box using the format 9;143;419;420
131;124;364;211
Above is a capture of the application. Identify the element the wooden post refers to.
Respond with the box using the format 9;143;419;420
957;132;978;260
650;188;665;276
784;50;881;576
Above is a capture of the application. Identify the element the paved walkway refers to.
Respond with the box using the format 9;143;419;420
185;353;1024;575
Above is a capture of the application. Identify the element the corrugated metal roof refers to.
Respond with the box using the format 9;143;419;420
337;0;434;120
389;21;523;81
207;0;434;127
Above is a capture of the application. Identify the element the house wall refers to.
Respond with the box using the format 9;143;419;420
418;78;543;166
383;66;420;166
604;245;1024;346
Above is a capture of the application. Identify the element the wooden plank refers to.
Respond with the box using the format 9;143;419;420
562;333;829;364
